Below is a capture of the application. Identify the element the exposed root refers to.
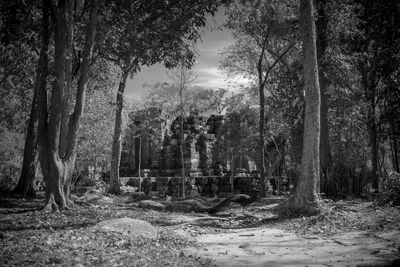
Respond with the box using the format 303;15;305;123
278;195;325;215
42;201;60;213
42;194;76;212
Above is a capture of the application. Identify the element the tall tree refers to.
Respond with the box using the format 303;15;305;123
76;59;118;175
11;1;48;196
37;0;99;211
12;67;41;197
287;0;322;213
168;65;196;198
316;0;330;188
352;0;400;190
101;0;228;194
221;0;297;196
1;0;41;193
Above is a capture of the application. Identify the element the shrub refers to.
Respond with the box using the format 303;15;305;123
378;171;400;206
126;177;139;187
0;128;24;192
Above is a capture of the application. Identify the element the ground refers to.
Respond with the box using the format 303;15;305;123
1;191;399;267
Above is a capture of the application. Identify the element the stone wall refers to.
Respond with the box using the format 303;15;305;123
158;113;224;175
121;109;263;180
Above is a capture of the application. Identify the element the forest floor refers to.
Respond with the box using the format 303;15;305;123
1;191;400;267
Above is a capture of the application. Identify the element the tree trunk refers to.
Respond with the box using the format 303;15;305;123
316;0;331;192
288;0;321;213
39;0;73;212
361;63;379;190
138;133;142;192
37;0;99;211
109;69;129;194
13;70;41;197
391;131;399;173
231;151;234;195
368;106;379;190
258;53;267;197
180;111;185;198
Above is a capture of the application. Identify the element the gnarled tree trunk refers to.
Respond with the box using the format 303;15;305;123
288;0;322;213
37;0;99;211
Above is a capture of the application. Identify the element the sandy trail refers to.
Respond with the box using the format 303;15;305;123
185;227;399;267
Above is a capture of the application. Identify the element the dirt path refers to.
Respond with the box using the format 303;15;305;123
182;227;399;266
2;192;399;266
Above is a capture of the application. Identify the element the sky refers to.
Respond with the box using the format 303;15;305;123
124;8;249;103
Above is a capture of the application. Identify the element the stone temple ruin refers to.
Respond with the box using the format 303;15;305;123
120;108;288;197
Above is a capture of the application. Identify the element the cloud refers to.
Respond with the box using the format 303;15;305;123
192;66;251;91
125;7;250;100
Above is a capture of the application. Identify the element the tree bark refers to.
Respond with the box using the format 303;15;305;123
109;69;129;194
258;50;267;197
316;0;331;191
368;105;379;190
255;40;293;197
13;71;41;197
391;130;399;173
37;0;99;211
231;151;234;194
138;134;142;192
361;65;379;190
179;94;185;198
39;0;74;212
288;0;322;213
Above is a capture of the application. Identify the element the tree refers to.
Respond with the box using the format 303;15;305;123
36;0;99;211
0;0;41;194
125;106;165;191
145;83;227;119
287;0;322;213
351;0;400;190
100;0;229;194
221;0;298;196
168;65;196;198
216;106;259;171
12;71;40;197
76;59;118;175
316;0;330;187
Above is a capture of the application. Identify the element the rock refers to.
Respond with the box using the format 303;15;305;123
96;218;157;238
138;200;166;211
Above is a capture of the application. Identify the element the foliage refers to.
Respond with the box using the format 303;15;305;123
0;1;40;133
98;0;229;71
378;171;400;206
0;127;24;191
348;0;400;188
145;83;227;120
100;0;231;195
214;100;259;167
221;0;298;80
221;0;300;197
76;60;119;173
